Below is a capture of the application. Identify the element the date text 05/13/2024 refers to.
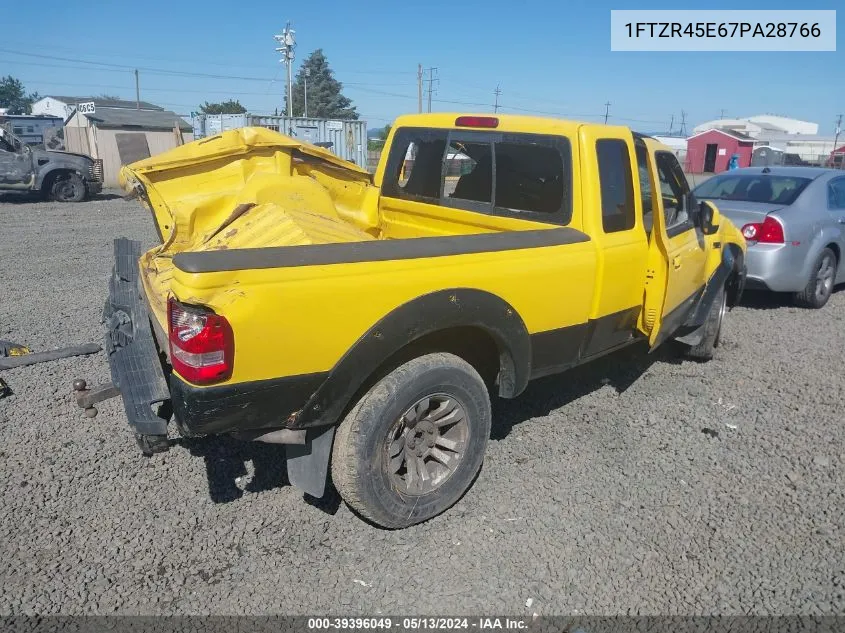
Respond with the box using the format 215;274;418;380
307;617;530;630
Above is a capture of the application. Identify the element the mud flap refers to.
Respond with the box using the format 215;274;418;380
285;425;335;498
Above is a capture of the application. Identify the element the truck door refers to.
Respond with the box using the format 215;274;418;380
577;127;649;356
635;140;708;347
0;132;35;189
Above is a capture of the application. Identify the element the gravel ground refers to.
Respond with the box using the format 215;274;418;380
1;192;843;616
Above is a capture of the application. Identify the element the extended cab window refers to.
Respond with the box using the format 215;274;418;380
383;128;448;201
655;151;691;234
596;139;635;233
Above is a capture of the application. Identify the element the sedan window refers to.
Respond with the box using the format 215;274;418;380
695;175;812;205
829;179;845;209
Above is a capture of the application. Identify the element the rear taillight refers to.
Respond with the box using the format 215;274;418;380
741;216;784;244
167;297;234;385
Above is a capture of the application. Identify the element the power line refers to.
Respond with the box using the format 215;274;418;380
0;43;417;76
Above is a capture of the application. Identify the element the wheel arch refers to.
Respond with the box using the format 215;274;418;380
291;288;532;430
38;168;75;195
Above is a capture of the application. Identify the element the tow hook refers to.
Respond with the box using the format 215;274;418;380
72;379;120;418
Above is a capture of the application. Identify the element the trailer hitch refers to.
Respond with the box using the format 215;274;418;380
72;379;120;418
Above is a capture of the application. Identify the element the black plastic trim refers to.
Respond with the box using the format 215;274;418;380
170;371;327;436
528;307;642;379
174;227;589;273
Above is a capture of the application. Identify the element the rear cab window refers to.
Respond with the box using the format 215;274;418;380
383;126;572;226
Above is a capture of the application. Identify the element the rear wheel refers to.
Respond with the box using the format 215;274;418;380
794;247;836;309
686;285;727;361
331;353;491;529
50;172;86;202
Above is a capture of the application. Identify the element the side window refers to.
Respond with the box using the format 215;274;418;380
655;152;690;232
382;127;447;201
829;179;845;209
446;138;492;205
596;139;635;233
634;143;653;237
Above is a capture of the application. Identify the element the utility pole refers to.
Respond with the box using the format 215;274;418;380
274;22;296;117
304;68;310;118
831;114;843;168
134;69;140;110
425;67;438;113
668;114;674;135
720;109;727;119
493;85;502;113
417;64;423;113
680;110;688;136
603;101;611;124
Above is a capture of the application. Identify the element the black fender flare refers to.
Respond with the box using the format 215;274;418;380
682;243;745;333
291;288;532;430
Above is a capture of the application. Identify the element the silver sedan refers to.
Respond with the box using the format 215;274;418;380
693;166;845;308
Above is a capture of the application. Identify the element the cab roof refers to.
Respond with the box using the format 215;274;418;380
393;112;600;137
392;113;674;153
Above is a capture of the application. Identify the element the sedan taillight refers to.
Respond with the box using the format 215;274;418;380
741;216;784;244
167;297;234;384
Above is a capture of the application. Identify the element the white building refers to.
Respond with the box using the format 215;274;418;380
692;115;819;137
651;135;688;162
32;96;165;120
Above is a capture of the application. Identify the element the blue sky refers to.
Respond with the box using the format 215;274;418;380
2;0;842;133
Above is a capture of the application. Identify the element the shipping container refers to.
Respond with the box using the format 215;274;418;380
192;114;368;169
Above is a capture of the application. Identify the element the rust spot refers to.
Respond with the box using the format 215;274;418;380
224;228;238;239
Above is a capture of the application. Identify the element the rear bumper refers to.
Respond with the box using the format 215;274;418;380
745;242;808;292
170;371;326;436
103;238;171;436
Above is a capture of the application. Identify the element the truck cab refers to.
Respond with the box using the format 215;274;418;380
0;126;102;201
84;114;746;528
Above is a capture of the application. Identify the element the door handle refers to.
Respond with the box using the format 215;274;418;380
673;256;682;269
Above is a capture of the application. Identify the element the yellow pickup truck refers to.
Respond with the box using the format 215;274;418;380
81;114;746;528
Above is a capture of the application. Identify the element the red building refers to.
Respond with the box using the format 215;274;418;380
685;129;755;174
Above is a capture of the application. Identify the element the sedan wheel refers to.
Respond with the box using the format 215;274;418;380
794;247;837;309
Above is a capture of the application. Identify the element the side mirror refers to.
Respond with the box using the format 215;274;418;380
699;200;721;235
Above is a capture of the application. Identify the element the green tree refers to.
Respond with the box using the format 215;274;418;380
0;76;39;114
199;99;247;114
367;124;392;150
288;50;358;120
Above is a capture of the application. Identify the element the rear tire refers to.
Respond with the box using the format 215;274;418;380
686;285;727;361
50;172;86;202
793;247;836;309
331;352;491;529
